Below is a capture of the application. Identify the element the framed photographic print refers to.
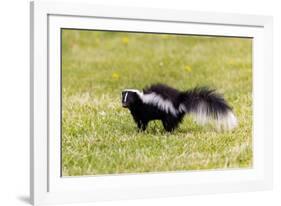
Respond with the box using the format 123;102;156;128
30;0;273;205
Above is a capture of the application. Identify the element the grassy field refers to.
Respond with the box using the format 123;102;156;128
61;29;252;176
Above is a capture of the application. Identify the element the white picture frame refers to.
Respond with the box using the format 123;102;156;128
30;0;273;205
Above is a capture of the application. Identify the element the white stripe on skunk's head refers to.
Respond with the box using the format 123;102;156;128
121;89;143;108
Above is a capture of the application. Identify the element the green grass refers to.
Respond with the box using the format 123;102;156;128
62;29;252;176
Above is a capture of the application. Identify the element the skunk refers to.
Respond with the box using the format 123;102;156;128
121;84;237;132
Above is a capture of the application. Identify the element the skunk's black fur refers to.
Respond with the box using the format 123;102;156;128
121;84;237;132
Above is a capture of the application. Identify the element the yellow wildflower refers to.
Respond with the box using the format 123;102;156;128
122;37;129;45
112;72;120;80
184;65;192;73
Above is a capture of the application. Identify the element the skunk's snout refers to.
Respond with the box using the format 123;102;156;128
122;102;128;108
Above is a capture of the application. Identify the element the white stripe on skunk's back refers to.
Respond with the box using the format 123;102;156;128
140;92;178;116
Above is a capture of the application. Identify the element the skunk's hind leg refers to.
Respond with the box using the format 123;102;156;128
162;119;177;132
161;115;182;132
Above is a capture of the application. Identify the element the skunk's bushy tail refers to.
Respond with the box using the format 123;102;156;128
179;87;238;131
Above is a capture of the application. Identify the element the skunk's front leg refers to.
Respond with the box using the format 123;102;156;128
130;110;148;131
137;120;148;131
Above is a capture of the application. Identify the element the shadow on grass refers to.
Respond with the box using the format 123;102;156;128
118;120;209;137
17;196;30;204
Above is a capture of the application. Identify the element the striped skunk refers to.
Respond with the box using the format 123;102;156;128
121;84;237;132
